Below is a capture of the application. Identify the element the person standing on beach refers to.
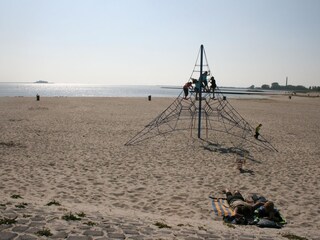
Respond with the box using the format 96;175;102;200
254;124;262;139
183;82;193;99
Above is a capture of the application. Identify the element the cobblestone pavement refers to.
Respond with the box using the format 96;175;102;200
0;201;317;240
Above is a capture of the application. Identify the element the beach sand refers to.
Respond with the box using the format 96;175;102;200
0;96;319;239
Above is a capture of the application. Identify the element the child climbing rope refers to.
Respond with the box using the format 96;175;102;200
183;82;193;99
254;124;262;139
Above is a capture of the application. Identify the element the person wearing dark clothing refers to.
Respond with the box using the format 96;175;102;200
254;201;283;222
254;124;262;139
210;76;217;99
224;189;263;220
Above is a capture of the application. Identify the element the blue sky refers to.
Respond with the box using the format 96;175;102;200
0;0;319;87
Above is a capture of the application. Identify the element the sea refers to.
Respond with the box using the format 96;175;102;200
0;82;282;98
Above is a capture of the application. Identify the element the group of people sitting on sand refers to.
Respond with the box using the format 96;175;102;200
183;71;217;100
223;189;285;227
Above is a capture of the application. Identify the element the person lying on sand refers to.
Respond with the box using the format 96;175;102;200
254;201;283;222
224;189;264;220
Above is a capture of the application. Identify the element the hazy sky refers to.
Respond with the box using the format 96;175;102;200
0;0;319;87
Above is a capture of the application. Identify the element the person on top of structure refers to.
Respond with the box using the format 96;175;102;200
183;81;193;99
210;76;217;99
191;78;200;100
200;71;209;91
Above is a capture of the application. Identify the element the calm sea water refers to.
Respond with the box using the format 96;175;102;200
0;83;279;98
0;83;182;97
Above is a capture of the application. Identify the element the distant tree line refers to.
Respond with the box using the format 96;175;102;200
249;82;320;92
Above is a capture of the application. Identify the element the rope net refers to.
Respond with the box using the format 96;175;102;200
125;47;277;152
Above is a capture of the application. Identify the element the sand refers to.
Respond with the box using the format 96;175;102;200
0;95;319;239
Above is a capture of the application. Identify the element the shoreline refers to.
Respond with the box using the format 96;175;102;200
1;89;319;99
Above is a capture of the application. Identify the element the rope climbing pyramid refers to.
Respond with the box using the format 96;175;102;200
125;45;277;152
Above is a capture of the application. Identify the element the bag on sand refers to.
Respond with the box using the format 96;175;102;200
256;218;282;228
223;215;248;225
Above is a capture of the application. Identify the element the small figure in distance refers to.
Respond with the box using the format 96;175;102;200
183;81;193;99
254;124;262;139
210;76;217;99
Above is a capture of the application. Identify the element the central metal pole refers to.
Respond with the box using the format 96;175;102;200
198;45;204;138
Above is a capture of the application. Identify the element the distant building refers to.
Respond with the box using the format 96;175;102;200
35;80;48;83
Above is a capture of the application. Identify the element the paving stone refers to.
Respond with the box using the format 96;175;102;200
28;221;46;227
127;235;146;240
107;233;126;239
181;230;197;235
221;234;234;240
30;215;45;221
79;225;91;230
12;225;29;233
123;229;140;235
140;226;154;231
15;208;28;213
54;224;69;231
157;229;172;235
17;219;30;224
185;237;203;240
198;233;220;239
310;237;320;240
139;229;156;235
101;220;112;224
0;232;18;240
207;234;222;239
198;233;219;239
83;230;104;236
51;231;68;239
127;222;144;227
0;225;12;231
105;227;117;233
2;213;18;219
100;223;112;229
174;232;191;238
25;227;40;234
239;234;255;240
67;236;93;240
16;234;37;240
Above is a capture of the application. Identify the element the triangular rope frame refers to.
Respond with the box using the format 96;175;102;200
125;47;277;152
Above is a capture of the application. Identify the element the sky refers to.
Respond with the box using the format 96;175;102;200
0;0;320;88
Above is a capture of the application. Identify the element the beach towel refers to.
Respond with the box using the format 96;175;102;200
210;196;248;224
209;196;233;217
